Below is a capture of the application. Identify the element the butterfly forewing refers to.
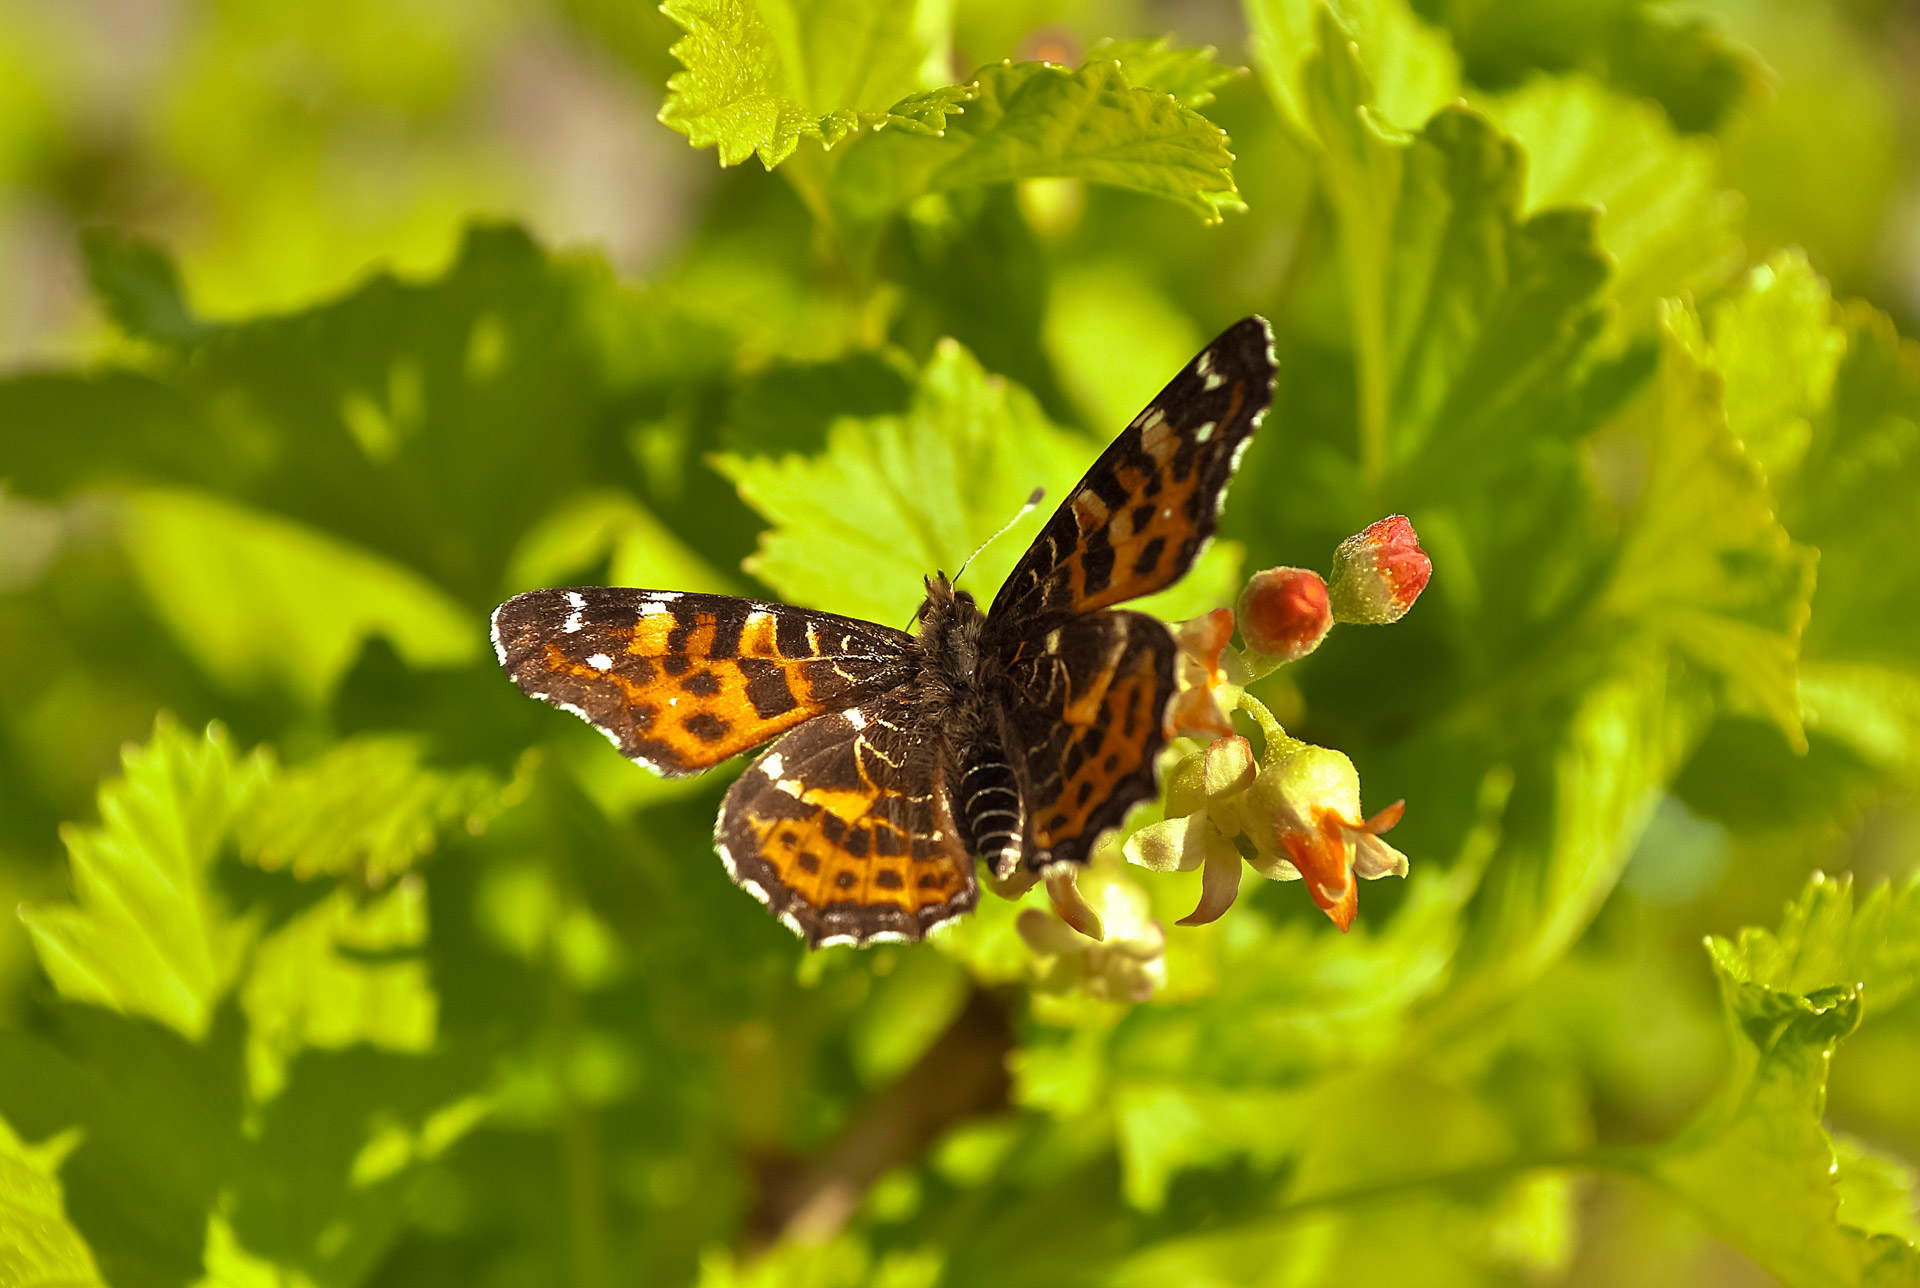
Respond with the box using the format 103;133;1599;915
991;317;1276;621
718;698;977;946
492;588;916;775
999;611;1178;870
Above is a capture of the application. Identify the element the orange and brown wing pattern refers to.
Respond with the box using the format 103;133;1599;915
989;317;1276;621
1000;611;1178;870
491;589;916;776
717;697;977;946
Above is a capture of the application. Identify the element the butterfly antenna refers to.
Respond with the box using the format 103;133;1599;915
954;487;1046;588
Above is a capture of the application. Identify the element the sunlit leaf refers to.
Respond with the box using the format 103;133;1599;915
1600;305;1818;749
1653;873;1920;1284
236;736;509;883
0;1116;105;1288
20;717;268;1041
658;0;951;168
713;337;1092;623
1091;36;1243;108
832;60;1243;226
1482;73;1743;342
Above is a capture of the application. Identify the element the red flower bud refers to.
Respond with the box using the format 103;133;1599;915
1328;515;1431;625
1237;567;1332;661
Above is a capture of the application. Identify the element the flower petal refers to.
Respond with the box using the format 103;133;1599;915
1046;867;1105;941
1352;831;1411;880
1017;906;1089;957
1177;829;1245;925
1124;815;1203;874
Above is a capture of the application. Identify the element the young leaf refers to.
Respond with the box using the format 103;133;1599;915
658;0;950;168
20;717;269;1041
0;1116;106;1287
120;488;480;706
1652;871;1920;1284
236;736;509;883
1091;36;1243;108
831;59;1243;227
1482;74;1743;343
1598;305;1819;750
713;337;1093;624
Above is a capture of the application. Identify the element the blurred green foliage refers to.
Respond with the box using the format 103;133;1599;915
2;0;1919;1285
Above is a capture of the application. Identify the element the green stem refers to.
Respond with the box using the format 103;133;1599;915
1236;691;1298;761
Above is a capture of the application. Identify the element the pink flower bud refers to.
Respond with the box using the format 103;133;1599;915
1237;567;1332;662
1328;515;1431;625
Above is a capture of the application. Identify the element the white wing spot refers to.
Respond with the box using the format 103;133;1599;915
1194;421;1216;443
641;601;671;617
1045;628;1063;652
1136;407;1166;432
1204;371;1225;390
845;708;869;731
1195;350;1214;377
587;653;613;671
761;751;785;779
775;778;803;798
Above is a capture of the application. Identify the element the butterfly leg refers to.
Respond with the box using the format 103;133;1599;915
958;746;1027;880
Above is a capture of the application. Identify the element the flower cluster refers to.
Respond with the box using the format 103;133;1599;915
1014;515;1431;999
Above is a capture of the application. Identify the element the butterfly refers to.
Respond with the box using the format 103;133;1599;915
491;317;1276;947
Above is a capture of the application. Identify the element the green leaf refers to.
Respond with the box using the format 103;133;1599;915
1784;299;1920;668
831;59;1243;227
1417;0;1758;133
503;489;742;598
79;228;212;347
1247;0;1460;141
236;736;509;883
1278;8;1612;489
1598;305;1819;750
120;488;480;706
20;717;269;1041
240;884;437;1101
1682;249;1847;484
713;338;1093;624
1091;36;1244;108
1651;871;1920;1285
1443;657;1708;1016
657;0;952;168
1481;73;1743;343
0;1115;106;1287
1710;870;1920;1020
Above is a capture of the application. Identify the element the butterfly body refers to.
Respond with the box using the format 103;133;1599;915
493;317;1276;947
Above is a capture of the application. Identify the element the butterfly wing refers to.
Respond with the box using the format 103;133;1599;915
492;588;916;775
717;695;977;946
997;611;1178;871
990;316;1276;620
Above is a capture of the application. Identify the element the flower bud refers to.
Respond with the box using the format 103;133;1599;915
1237;567;1332;661
1328;515;1431;625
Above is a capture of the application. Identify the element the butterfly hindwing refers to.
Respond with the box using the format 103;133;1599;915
998;611;1178;870
991;316;1276;620
717;697;978;946
492;588;916;775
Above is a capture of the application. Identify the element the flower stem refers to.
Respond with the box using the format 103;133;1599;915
1236;691;1298;762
